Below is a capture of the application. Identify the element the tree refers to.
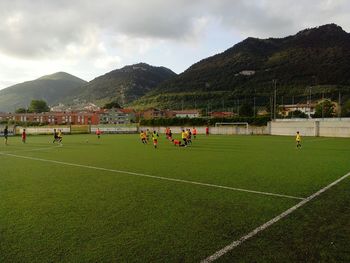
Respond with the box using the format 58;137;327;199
313;99;335;118
28;100;50;113
341;99;350;117
239;103;254;117
287;110;307;118
15;108;27;113
103;101;121;109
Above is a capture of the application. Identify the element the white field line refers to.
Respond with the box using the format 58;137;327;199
0;152;304;200
201;171;350;263
0;145;61;154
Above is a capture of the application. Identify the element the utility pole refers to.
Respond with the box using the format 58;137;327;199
270;96;273;120
273;79;277;120
253;97;256;117
308;86;312;118
322;91;325;119
338;91;341;118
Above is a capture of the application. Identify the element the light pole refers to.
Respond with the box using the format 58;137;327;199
308;86;312;118
273;79;277;120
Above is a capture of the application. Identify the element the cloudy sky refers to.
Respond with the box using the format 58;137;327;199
0;0;349;89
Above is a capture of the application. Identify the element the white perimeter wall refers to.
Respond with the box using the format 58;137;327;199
270;118;350;137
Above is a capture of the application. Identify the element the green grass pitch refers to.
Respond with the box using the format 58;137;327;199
0;134;349;262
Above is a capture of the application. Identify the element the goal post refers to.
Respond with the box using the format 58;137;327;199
214;122;249;135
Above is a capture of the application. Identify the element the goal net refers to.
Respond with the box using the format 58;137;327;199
214;122;249;135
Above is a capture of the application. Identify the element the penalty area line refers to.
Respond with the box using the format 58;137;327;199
200;171;350;263
0;152;304;201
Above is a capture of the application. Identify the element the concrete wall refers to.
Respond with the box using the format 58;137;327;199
91;125;137;134
270;118;350;137
16;126;71;135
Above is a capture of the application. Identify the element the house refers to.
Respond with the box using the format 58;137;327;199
0;111;100;125
99;108;135;124
139;108;165;120
210;111;236;118
172;110;200;118
279;103;316;117
120;108;136;123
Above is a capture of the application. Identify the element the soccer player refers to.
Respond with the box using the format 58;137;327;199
4;125;8;145
186;129;192;145
296;131;301;148
181;129;187;146
96;128;101;139
57;129;63;144
22;128;26;143
165;127;170;139
205;126;209;136
53;129;58;143
168;128;173;141
140;130;147;144
192;127;197;139
172;139;185;147
146;129;151;143
152;130;159;148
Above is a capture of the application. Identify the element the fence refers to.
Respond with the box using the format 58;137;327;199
0;125;15;136
91;125;138;134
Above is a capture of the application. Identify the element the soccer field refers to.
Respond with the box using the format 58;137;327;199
0;134;349;262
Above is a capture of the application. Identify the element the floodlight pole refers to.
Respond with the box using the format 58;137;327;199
309;86;312;118
273;80;277;120
253;97;256;117
338;91;341;118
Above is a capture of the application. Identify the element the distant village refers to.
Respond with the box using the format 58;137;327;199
0;100;327;126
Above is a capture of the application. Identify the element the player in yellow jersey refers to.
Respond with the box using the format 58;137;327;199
181;129;187;146
152;130;159;148
57;129;63;145
296;131;301;148
140;130;147;144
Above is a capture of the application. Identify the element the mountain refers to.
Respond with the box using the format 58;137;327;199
0;72;86;112
68;63;177;106
132;24;350;110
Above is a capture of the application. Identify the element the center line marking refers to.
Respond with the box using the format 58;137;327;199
0;152;304;200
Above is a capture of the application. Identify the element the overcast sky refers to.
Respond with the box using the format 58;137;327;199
0;0;349;89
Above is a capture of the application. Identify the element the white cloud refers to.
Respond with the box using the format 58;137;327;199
0;0;350;89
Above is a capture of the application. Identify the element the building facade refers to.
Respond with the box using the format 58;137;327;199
0;111;100;125
99;108;136;124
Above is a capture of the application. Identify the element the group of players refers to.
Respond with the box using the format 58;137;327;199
2;125;302;149
139;127;199;149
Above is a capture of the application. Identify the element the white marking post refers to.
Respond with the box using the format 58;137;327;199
201;171;350;263
0;152;304;200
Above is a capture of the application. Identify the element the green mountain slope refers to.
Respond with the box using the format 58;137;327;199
133;24;350;110
0;72;87;112
69;63;177;106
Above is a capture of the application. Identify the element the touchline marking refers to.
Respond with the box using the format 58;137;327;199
0;152;304;201
0;145;61;154
200;171;350;263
